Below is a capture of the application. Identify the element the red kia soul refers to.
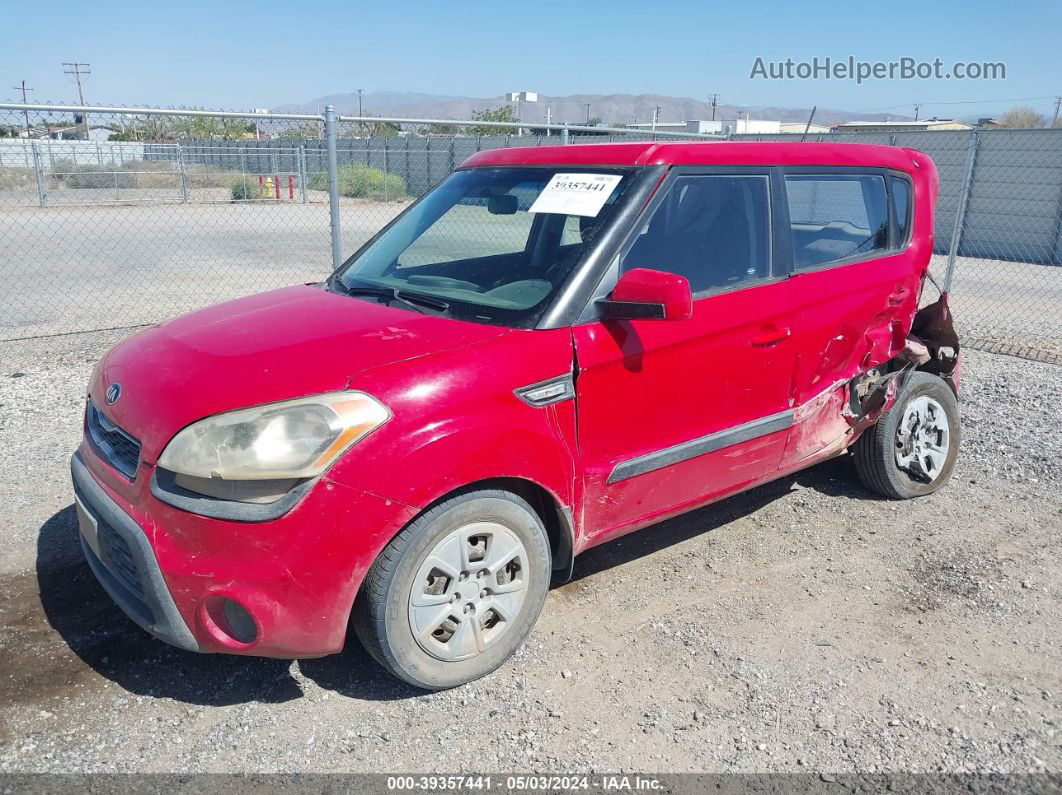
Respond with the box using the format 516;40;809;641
72;142;960;689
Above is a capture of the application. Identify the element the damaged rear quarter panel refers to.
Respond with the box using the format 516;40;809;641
781;255;927;467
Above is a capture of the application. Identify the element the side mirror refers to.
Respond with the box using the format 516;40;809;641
601;268;693;321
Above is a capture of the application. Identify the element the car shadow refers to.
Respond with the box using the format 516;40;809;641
30;455;867;707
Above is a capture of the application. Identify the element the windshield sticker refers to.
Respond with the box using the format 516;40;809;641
528;173;623;218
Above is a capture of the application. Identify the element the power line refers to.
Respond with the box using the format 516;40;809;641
62;62;91;137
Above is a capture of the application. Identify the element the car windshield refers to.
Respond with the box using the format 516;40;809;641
333;167;636;328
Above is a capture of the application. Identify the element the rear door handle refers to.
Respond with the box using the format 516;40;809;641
751;326;791;347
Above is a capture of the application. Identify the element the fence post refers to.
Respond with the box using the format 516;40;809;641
30;140;47;208
1053;166;1062;267
298;144;308;204
175;143;189;203
944;129;980;293
561;124;570;146
324;104;343;270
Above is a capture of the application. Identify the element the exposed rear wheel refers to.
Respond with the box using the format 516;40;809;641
853;371;959;500
354;489;550;690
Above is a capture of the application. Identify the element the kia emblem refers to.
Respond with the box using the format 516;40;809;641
105;383;122;405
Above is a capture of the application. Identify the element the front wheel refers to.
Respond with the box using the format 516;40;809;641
353;489;551;690
853;371;960;500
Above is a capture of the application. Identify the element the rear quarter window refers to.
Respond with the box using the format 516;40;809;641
890;175;912;247
784;174;889;271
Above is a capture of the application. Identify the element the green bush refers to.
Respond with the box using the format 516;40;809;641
308;164;406;200
229;177;258;202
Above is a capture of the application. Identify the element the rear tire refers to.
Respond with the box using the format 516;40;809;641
853;371;959;500
353;489;550;690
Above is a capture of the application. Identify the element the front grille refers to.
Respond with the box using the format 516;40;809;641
86;401;142;480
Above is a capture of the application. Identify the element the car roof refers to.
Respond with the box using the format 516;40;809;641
460;141;927;174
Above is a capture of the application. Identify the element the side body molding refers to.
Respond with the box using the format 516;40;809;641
607;410;795;484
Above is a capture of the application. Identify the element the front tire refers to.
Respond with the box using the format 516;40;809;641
353;489;551;690
853;371;959;500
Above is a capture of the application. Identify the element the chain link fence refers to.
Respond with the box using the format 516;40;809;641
1;103;1060;364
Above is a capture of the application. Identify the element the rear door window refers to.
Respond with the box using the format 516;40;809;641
622;174;771;295
784;174;889;270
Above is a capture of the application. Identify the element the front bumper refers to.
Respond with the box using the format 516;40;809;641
71;449;418;657
73;452;201;651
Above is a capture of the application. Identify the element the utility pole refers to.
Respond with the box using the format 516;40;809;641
545;105;551;137
709;93;719;121
584;103;591;125
356;88;363;135
652;105;660;132
12;80;33;135
913;103;920;121
63;62;91;137
1053;97;1061;128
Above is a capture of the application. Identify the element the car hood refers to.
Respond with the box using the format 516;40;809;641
90;285;510;461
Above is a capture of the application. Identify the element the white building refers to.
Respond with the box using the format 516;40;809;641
779;122;831;134
623;119;724;135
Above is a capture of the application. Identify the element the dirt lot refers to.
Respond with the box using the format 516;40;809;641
0;197;406;340
0;329;1059;774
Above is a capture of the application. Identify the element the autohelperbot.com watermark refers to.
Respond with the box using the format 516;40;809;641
750;56;1006;83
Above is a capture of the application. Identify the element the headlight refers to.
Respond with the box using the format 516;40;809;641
158;391;390;481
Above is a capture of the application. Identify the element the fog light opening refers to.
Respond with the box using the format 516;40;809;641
220;598;258;644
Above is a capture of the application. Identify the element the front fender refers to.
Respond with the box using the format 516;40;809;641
324;327;580;538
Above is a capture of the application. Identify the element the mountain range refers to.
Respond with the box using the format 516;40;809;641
274;91;912;127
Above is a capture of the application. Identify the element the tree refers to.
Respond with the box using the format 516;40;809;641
469;105;518;135
997;106;1046;128
169;113;256;140
360;119;400;138
273;122;324;140
424;122;460;135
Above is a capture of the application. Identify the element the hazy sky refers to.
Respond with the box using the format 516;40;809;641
2;0;1059;119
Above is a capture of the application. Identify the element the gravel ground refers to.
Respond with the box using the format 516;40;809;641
0;332;1060;775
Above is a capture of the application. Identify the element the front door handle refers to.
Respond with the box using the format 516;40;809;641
751;326;791;347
